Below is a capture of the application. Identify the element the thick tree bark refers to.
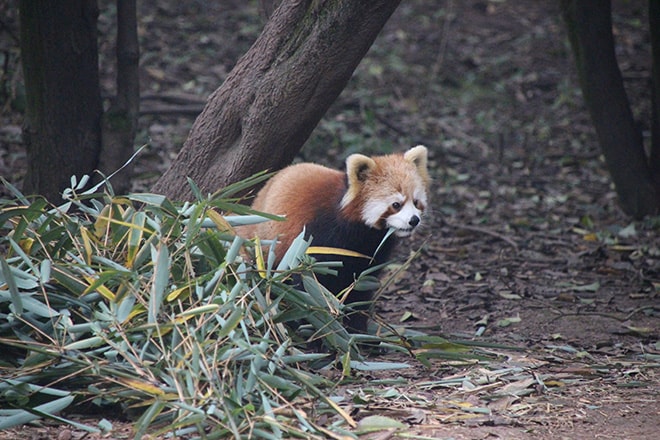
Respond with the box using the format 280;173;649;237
152;0;402;201
19;0;103;203
97;0;140;194
561;0;660;218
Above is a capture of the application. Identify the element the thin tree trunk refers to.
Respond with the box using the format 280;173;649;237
561;0;659;218
97;0;140;194
649;0;660;192
152;0;401;201
19;0;103;203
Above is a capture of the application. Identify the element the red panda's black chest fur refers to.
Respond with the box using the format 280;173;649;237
306;202;395;263
303;203;397;332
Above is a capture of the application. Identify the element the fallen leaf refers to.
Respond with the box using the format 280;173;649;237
497;315;521;327
356;415;406;434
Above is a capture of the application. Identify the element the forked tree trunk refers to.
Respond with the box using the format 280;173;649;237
561;0;660;218
152;0;402;201
19;0;103;203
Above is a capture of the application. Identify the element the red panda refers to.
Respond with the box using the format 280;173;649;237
240;145;430;332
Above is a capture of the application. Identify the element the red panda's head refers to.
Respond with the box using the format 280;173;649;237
340;145;430;237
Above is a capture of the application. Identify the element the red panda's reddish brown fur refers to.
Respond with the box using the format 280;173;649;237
241;164;347;263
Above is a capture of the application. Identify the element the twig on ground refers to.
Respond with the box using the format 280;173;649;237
446;221;519;251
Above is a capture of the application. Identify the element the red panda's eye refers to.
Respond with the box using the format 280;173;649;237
392;202;402;211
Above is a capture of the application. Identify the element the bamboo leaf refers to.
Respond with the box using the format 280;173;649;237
277;230;309;271
350;361;412;371
254;236;267;278
116;377;165;396
356;415;406;434
133;400;167;440
0;395;75;430
39;259;51;284
148;242;170;324
63;336;105;351
128;193;178;215
306;246;370;259
217;307;245;340
19;295;59;318
126;211;147;268
0;256;22;315
79;226;94;265
206;208;234;234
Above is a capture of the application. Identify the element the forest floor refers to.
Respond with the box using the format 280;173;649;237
1;0;659;439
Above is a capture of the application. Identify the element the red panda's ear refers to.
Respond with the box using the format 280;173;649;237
346;154;377;185
404;145;430;186
342;154;377;208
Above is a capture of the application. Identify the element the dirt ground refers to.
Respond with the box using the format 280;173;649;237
1;0;659;439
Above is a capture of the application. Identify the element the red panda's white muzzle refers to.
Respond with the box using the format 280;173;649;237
386;200;423;237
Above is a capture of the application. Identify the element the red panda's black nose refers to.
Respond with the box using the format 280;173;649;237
409;215;420;227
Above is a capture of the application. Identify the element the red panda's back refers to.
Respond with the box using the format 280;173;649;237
243;163;346;262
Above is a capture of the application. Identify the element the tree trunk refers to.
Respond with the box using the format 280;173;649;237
97;0;140;194
560;0;660;218
650;0;660;193
19;0;103;203
152;0;401;201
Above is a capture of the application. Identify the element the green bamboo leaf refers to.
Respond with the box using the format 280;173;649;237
350;361;412;371
66;322;97;335
353;275;381;291
0;258;39;290
115;294;136;323
177;304;220;319
183;202;204;247
97;419;113;432
10;402;99;433
39;259;51;284
148;243;170;324
133;400;167;440
280;353;329;364
19;295;59;318
126;211;147;267
0;394;75;430
81;269;129;299
258;374;302;393
302;275;340;309
132;232;159;269
217;308;245;340
63;336;105;351
8;237;39;272
212;170;272;199
186;177;204;201
225;235;245;264
277;230;309;271
128;193;178;215
374;227;396;258
0;257;22;315
260;394;283;439
90;255;133;272
50;265;89;296
224;214;277;226
0;176;30;204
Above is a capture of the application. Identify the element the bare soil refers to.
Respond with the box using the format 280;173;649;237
1;1;658;439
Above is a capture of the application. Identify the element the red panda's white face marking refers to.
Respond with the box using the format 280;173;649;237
368;188;427;237
341;145;430;236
